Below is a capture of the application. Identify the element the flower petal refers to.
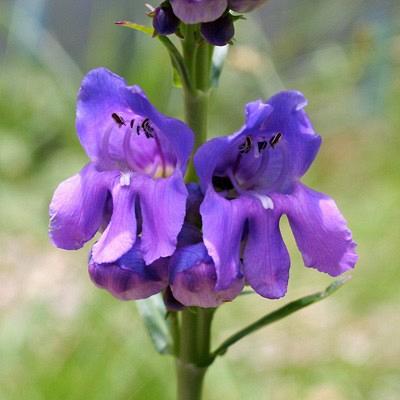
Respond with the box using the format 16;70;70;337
263;90;322;185
273;183;357;276
200;13;235;47
134;170;188;264
200;189;249;290
92;183;137;264
77;68;194;172
243;200;290;299
170;0;228;24
89;241;168;301
76;68;129;161
126;86;194;172
49;163;114;250
170;243;243;308
194;136;234;191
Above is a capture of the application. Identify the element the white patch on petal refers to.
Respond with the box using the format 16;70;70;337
252;192;274;210
120;172;131;187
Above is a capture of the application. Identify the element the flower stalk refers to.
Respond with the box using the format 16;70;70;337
182;25;212;181
176;24;214;399
176;308;214;400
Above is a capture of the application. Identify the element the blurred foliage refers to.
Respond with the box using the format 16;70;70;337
0;0;400;399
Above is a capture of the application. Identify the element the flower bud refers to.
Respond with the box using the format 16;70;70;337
200;13;234;46
153;4;180;35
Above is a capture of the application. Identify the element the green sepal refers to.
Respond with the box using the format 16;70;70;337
136;293;173;355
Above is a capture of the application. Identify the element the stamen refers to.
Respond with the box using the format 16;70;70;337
238;136;252;154
257;140;268;152
111;113;126;128
123;129;141;172
130;119;135;128
269;132;282;148
142;118;155;138
254;142;260;158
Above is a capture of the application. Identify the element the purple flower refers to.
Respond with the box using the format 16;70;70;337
194;91;357;299
169;0;268;24
89;240;169;300
153;4;180;36
170;0;228;24
169;184;244;308
49;68;194;266
200;12;235;46
170;242;244;308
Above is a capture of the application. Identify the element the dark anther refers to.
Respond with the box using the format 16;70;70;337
212;175;234;191
257;140;268;152
238;136;252;154
111;113;126;127
136;126;141;135
269;132;282;148
130;119;135;128
142;118;155;138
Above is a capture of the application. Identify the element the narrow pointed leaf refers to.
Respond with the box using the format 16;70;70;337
115;20;154;36
136;293;172;355
211;277;350;360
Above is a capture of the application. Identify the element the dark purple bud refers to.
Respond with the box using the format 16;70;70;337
200;13;234;46
153;5;180;36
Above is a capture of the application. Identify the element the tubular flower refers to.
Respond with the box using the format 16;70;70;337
169;0;228;24
200;12;235;46
153;3;181;36
169;184;244;308
169;0;268;24
49;68;194;265
194;91;357;299
88;240;169;300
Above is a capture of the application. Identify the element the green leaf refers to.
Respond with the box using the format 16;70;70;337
211;45;229;87
136;294;172;355
210;277;351;361
114;20;153;36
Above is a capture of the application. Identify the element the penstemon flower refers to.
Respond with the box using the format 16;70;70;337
49;68;194;266
194;91;358;298
169;0;228;24
169;184;244;307
48;2;359;397
88;240;169;300
169;0;269;23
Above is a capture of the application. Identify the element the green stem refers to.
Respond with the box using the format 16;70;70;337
175;23;215;400
181;28;212;182
176;360;207;400
176;309;214;400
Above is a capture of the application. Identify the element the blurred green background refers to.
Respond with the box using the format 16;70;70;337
1;0;400;399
